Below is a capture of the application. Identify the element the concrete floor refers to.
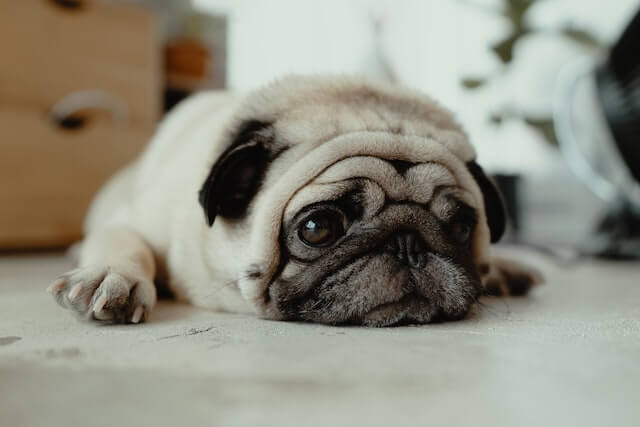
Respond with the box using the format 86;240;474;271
1;249;639;427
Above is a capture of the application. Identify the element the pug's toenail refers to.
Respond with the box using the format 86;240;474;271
131;306;144;324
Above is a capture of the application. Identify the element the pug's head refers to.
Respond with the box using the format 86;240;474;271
199;76;505;326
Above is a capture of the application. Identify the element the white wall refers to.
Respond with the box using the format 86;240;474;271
193;0;640;174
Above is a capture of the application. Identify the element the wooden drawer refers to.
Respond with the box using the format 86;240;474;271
0;107;151;248
0;0;160;128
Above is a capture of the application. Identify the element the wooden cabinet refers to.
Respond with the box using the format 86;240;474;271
0;0;161;248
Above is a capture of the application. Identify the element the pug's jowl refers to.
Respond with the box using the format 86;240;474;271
48;76;540;326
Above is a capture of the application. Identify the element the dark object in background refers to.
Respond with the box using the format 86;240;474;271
586;203;640;259
596;11;640;186
591;9;640;259
164;38;212;111
121;1;227;112
162;14;227;112
555;9;640;260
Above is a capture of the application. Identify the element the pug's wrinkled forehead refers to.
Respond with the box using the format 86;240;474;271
283;158;478;225
198;75;505;312
227;75;474;160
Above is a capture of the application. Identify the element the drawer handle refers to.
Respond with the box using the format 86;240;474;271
50;90;129;131
49;0;85;11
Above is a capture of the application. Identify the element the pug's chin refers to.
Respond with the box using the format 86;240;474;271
361;300;409;327
360;294;435;327
268;251;480;327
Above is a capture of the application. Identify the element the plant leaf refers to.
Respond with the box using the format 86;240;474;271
524;117;558;146
562;28;602;49
461;78;488;89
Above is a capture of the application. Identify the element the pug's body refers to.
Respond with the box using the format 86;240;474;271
48;76;539;326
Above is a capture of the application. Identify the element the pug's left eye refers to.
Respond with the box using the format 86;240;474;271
450;222;472;244
298;213;344;247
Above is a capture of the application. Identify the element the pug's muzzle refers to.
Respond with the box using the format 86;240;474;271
264;169;484;327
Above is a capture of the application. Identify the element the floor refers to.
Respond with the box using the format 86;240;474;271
1;249;639;427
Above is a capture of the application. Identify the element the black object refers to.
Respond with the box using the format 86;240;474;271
588;9;640;259
50;0;84;11
52;113;87;131
583;203;640;259
164;88;191;113
595;10;640;184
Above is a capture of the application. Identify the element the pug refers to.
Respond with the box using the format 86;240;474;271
47;75;541;326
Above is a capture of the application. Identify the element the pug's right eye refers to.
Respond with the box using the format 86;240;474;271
298;212;344;248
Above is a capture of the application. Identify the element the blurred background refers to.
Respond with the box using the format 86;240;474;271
1;0;639;259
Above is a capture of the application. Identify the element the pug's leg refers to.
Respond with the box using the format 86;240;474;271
482;257;543;297
47;227;157;324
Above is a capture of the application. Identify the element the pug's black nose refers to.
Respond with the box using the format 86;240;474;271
385;231;427;268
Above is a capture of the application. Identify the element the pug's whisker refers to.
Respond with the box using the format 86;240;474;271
358;227;385;233
200;273;254;299
201;283;236;299
474;298;512;318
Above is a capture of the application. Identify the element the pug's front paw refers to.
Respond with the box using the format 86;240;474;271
482;258;543;297
47;266;156;324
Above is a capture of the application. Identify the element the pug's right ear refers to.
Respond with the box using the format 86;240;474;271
466;160;507;243
198;121;273;226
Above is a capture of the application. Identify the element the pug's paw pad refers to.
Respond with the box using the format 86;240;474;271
47;266;154;324
482;258;543;297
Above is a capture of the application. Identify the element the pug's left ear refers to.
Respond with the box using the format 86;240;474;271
466;161;506;243
198;121;273;226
